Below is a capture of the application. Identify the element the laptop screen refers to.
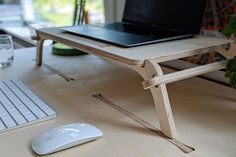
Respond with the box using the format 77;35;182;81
122;0;206;34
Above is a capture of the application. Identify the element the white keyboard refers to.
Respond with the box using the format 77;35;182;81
0;80;57;133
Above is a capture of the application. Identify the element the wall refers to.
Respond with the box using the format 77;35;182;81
104;0;125;22
115;0;125;20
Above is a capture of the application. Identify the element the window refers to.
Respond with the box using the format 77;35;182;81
32;0;104;26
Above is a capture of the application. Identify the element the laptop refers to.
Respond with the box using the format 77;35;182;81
62;0;206;47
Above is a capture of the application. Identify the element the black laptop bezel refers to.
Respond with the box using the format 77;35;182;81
121;0;207;35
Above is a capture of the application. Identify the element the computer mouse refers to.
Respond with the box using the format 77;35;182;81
32;123;103;155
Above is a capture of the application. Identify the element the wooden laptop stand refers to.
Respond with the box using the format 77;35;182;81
35;27;233;140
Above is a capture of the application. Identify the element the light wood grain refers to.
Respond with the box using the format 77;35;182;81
143;61;227;89
0;47;236;157
36;27;233;65
36;37;45;65
35;27;234;139
132;59;178;139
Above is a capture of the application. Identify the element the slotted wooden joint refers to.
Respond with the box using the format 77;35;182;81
142;76;159;89
142;61;227;90
151;74;159;88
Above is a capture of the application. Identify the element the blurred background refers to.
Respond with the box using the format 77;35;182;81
0;0;235;85
0;0;105;26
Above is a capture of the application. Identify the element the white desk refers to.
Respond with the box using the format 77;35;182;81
0;47;236;156
35;27;233;142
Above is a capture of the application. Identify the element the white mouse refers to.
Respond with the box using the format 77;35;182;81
32;123;103;155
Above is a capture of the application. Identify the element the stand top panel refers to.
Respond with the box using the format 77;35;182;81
37;27;233;65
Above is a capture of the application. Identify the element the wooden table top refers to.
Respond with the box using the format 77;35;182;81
37;27;233;65
0;47;235;157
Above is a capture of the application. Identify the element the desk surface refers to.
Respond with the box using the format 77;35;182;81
38;27;233;65
0;47;236;157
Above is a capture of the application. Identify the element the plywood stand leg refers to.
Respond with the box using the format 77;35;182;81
36;37;45;66
132;59;178;139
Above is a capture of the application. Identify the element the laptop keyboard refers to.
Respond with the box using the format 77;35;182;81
94;22;184;38
0;80;57;133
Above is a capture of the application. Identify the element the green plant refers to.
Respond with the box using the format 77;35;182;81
225;57;236;88
224;18;236;88
223;18;236;38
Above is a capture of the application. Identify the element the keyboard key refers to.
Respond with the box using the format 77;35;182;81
12;80;56;116
0;119;6;131
1;115;16;128
0;89;26;125
26;114;37;121
0;106;8;117
32;100;56;116
0;80;57;133
3;81;47;119
12;114;27;125
5;96;37;122
0;103;16;128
